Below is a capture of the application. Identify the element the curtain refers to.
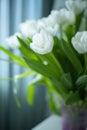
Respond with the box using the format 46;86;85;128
0;0;53;130
53;0;65;9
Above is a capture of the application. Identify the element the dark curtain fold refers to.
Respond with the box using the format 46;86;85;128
42;0;54;17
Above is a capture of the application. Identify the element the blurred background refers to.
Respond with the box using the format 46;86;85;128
0;0;65;129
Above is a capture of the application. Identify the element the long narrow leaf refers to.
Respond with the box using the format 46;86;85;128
0;71;33;81
0;58;17;64
47;90;61;115
17;37;37;60
61;73;73;89
27;84;35;105
24;57;52;77
0;46;27;67
61;40;82;73
14;70;33;80
24;57;68;98
27;74;43;104
32;54;63;79
76;75;87;86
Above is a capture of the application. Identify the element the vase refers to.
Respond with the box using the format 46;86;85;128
61;103;87;130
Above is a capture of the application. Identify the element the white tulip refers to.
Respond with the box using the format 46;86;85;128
19;20;38;38
30;29;54;54
38;16;59;36
51;9;75;26
37;18;46;29
38;11;59;27
50;10;60;24
6;32;22;49
72;31;87;54
38;20;59;37
66;0;87;14
46;25;60;37
45;12;59;26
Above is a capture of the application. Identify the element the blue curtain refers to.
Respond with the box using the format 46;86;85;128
0;0;55;129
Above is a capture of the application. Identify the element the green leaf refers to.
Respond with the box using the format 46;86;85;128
61;73;73;89
26;38;32;44
61;40;82;73
14;70;32;81
65;91;80;105
17;37;37;60
24;56;55;78
64;25;75;42
17;37;30;57
0;58;17;64
0;46;27;67
36;54;64;79
24;56;67;97
47;90;61;115
53;36;64;55
27;75;43;105
49;53;63;75
0;71;34;82
76;75;87;86
27;84;35;105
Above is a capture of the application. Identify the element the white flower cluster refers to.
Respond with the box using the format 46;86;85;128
6;0;87;54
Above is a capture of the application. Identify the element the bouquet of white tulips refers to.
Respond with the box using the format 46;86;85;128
0;0;87;114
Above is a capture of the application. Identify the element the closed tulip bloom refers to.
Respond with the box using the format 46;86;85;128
66;0;87;14
72;31;87;53
6;32;22;49
37;16;60;37
38;16;57;27
51;9;75;26
19;20;38;38
30;29;54;54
